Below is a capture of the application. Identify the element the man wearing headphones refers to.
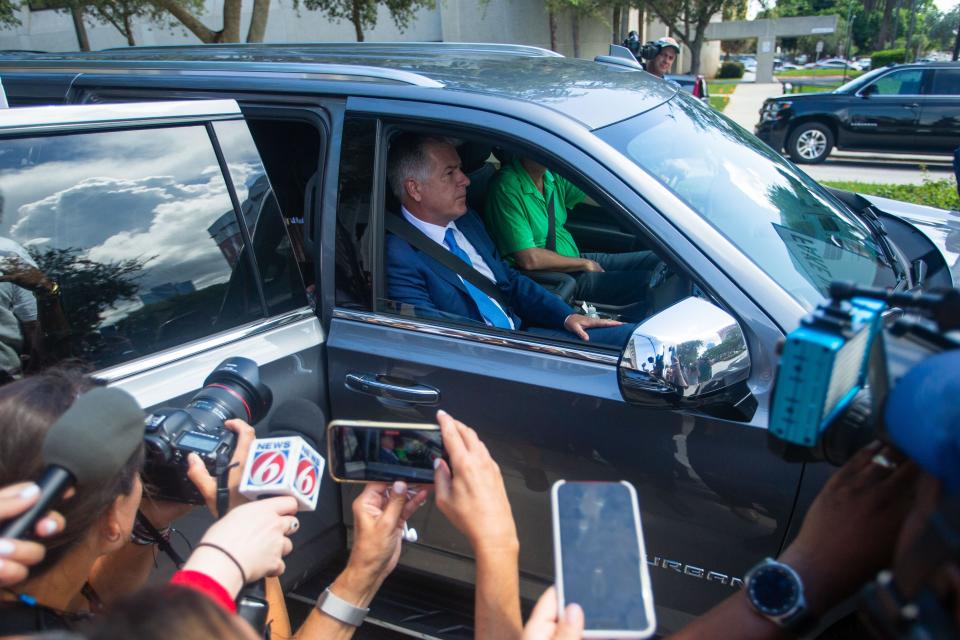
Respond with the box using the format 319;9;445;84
645;37;681;78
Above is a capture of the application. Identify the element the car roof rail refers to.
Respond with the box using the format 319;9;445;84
595;44;642;70
98;41;564;58
0;59;446;88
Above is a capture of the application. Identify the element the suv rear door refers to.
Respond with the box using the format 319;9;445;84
918;67;960;152
0;100;340;585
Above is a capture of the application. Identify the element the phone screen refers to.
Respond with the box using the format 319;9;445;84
328;421;442;484
553;481;655;637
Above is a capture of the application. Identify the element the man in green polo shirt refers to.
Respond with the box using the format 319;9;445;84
484;156;659;318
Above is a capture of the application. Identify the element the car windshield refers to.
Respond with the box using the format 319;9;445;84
835;66;888;93
596;92;897;309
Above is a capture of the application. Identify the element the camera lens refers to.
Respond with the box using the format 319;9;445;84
186;357;273;429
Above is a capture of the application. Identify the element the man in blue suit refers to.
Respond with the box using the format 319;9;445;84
385;134;635;349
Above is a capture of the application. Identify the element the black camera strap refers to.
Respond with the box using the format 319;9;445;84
134;511;185;567
215;450;232;519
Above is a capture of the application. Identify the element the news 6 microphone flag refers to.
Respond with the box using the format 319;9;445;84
239;436;324;510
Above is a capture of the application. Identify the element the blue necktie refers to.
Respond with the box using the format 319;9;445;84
443;228;512;329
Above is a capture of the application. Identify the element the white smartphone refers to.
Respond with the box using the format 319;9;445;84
551;480;656;639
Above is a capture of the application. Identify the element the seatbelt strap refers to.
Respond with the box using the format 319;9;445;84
545;191;557;252
384;214;509;308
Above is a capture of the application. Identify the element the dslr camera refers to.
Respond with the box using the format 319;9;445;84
768;281;959;464
142;357;273;503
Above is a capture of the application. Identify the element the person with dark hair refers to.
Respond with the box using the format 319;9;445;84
385;134;635;348
88;584;259;640
0;369;268;634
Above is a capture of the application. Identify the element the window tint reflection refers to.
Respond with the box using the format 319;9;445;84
596;94;896;308
0;123;265;372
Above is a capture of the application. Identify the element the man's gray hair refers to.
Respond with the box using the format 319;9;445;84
387;134;459;201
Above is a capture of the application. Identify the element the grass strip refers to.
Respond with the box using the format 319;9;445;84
822;176;959;211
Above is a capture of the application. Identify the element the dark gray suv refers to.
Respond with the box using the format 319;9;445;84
0;43;956;637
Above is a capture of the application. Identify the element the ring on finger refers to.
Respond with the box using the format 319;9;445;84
871;453;897;470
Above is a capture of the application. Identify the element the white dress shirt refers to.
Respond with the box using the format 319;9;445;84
401;207;515;329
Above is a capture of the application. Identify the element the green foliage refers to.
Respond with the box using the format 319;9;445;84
775;68;863;77
871;48;907;67
298;0;435;40
708;95;730;111
0;0;21;28
717;61;745;79
822;177;960;211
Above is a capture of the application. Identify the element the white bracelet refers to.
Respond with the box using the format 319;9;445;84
315;587;369;627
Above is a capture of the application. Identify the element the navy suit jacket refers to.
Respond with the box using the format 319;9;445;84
385;210;572;330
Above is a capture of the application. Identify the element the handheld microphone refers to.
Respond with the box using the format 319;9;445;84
238;399;326;511
0;387;145;539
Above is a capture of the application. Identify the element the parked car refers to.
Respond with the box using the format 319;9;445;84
814;57;862;71
0;44;955;638
757;61;960;163
856;56;873;70
665;73;709;101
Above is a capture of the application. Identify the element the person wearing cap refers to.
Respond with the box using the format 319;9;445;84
646;37;680;78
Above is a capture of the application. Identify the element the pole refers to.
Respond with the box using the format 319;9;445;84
842;4;853;82
905;0;918;62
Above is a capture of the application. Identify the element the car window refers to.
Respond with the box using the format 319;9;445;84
213;120;308;316
596;93;898;310
0;122;273;374
334;117;377;310
369;128;684;350
930;69;960;95
869;69;923;95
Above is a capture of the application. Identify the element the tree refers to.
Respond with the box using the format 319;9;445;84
297;0;434;42
646;0;732;75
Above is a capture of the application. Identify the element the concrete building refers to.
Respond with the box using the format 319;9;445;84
0;0;721;78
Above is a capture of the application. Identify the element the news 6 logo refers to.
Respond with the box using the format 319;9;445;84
250;449;289;486
295;457;318;496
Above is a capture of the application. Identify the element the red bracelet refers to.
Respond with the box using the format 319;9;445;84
170;569;237;613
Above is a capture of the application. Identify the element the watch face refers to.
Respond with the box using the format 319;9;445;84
748;564;801;616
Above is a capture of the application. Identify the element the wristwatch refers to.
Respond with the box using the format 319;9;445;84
744;558;817;635
315;587;369;627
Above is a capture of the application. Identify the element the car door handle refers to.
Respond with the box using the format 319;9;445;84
904;103;920;109
344;373;440;405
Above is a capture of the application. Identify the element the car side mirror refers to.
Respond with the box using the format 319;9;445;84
618;297;753;418
861;84;876;98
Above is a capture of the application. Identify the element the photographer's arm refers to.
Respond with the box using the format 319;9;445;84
292;482;427;640
669;443;918;640
434;410;523;640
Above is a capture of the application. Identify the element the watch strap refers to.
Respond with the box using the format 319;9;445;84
315;587;369;627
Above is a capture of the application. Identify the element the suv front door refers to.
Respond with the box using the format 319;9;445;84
918;67;960;152
323;100;804;632
0;100;340;585
846;68;926;151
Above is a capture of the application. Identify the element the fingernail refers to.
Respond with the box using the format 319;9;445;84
437;409;448;417
40;518;59;535
433;458;442;470
0;540;14;556
18;483;39;500
392;481;406;494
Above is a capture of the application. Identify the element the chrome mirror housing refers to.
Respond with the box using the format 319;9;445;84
618;297;750;407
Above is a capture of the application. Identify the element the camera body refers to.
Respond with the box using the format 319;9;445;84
142;357;273;503
639;41;662;61
768;282;959;464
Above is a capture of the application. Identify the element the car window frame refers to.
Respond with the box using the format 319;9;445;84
0;107;307;379
856;67;928;98
927;67;960;96
335;110;718;362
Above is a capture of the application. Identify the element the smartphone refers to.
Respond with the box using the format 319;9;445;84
327;419;443;484
551;480;656;638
